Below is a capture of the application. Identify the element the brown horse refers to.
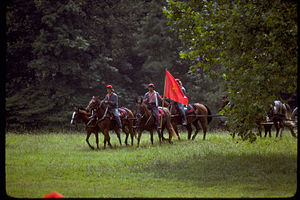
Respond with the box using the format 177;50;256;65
135;97;178;149
162;100;212;140
86;96;136;148
70;106;102;149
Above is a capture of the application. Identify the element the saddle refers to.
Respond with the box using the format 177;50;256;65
106;108;127;120
150;107;164;124
184;104;196;115
152;107;164;118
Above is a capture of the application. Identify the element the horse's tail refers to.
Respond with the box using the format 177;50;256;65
163;108;178;139
291;107;298;120
284;103;292;120
204;105;212;124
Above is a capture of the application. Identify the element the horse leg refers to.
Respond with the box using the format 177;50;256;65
280;126;284;139
129;126;135;146
115;128;122;146
173;125;180;140
130;130;134;146
264;124;272;138
258;124;262;138
156;128;162;144
274;121;280;138
103;130;112;149
268;125;272;138
231;132;236;139
86;131;94;150
201;118;208;140
160;125;167;141
123;126;129;146
136;130;142;149
95;132;99;149
150;130;154;145
191;121;200;140
263;125;267;137
168;130;173;144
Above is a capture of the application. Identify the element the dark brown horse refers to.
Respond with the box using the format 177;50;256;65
162;100;212;140
70;106;102;149
135;97;178;149
86;96;136;148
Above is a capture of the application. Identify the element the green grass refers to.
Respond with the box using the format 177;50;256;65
5;130;297;198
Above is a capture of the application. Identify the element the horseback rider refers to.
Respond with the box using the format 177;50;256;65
102;85;122;129
143;83;163;129
175;78;187;125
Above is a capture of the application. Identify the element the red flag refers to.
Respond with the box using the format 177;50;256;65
164;70;188;105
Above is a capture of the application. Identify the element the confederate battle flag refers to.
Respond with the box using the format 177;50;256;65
164;70;188;105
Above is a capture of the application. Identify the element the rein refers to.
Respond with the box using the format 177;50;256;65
136;103;153;127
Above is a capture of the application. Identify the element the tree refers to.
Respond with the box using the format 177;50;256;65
6;0;227;130
165;0;297;139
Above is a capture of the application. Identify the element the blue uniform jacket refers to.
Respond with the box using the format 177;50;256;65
103;92;118;109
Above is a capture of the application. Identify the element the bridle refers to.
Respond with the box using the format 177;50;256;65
136;102;153;127
71;109;82;124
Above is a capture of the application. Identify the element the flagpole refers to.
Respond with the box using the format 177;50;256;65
160;69;167;129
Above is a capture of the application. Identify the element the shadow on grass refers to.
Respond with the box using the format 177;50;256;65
130;150;297;193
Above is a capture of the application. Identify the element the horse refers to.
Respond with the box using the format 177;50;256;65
86;96;136;148
219;95;272;138
269;101;297;138
162;99;212;140
70;106;102;149
135;97;178;149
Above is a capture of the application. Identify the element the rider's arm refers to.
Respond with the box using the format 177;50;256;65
143;93;149;104
156;92;163;101
108;93;118;107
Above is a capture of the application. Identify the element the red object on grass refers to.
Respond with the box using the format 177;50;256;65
43;192;63;198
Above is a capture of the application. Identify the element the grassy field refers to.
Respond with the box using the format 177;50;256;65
5;130;297;198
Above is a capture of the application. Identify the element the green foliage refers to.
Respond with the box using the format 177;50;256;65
165;0;297;139
6;132;297;198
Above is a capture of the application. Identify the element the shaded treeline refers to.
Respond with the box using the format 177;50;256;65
5;0;224;130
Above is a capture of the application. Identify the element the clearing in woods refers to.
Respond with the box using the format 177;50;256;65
5;131;297;198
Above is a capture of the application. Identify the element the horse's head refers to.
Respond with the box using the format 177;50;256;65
86;96;101;111
70;106;80;125
135;96;144;118
135;96;149;127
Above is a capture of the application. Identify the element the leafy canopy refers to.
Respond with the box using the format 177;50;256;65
164;0;297;139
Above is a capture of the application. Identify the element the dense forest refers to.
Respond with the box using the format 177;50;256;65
5;0;297;136
5;0;225;130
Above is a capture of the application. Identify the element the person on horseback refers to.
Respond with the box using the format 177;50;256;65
102;84;122;129
143;83;162;129
175;78;187;125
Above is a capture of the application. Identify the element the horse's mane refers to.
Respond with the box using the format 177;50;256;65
136;96;152;116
